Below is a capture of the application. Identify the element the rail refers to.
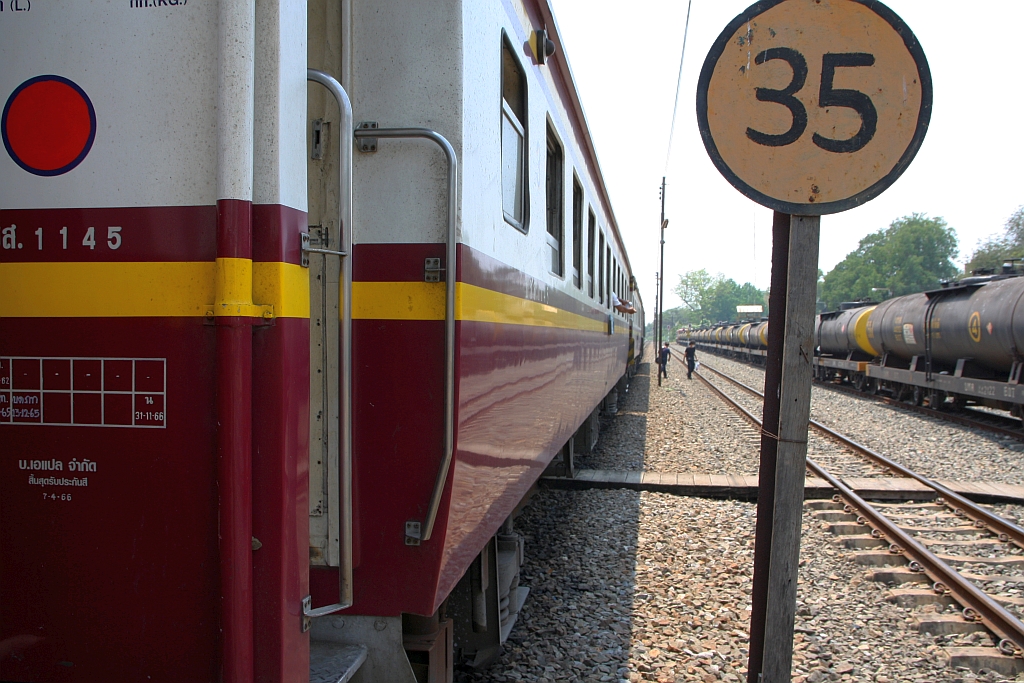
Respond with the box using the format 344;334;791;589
676;351;1024;656
692;340;1024;441
695;359;1024;549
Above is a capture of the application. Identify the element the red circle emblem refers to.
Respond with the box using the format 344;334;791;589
3;75;96;176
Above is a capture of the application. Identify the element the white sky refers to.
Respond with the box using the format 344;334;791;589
550;0;1024;311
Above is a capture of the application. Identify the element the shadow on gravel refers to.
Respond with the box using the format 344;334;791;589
455;364;652;682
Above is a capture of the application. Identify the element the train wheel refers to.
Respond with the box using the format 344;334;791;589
853;374;866;392
911;385;924;406
866;378;879;395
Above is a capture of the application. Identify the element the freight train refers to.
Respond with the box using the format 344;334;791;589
681;268;1024;421
0;1;644;682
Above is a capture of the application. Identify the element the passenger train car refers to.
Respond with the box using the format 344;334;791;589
683;270;1024;421
0;1;644;682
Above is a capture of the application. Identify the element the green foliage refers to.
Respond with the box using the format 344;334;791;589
645;306;693;340
820;213;959;310
966;206;1024;274
672;269;766;326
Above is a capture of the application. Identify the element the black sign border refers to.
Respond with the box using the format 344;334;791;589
696;0;933;215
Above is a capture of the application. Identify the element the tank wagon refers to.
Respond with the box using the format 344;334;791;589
692;270;1024;420
0;1;644;682
816;271;1024;414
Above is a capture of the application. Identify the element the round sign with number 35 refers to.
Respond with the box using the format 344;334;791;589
696;0;931;215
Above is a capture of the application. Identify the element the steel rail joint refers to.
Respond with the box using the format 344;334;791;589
351;126;458;543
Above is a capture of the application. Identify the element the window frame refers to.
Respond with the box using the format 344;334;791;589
544;124;565;277
571;176;583;289
500;33;529;233
587;210;596;298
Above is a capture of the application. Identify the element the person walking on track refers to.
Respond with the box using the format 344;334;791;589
684;341;697;379
658;342;671;380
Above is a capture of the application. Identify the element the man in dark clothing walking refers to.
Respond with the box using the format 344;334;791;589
684;341;697;379
658;342;670;380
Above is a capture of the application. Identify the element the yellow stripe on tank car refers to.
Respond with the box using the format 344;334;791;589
852;306;878;356
0;261;309;318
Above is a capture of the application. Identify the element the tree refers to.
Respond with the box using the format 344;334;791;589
673;270;766;326
966;206;1024;273
646;306;695;338
674;269;716;318
820;213;959;310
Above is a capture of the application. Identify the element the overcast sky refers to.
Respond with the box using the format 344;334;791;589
549;0;1024;311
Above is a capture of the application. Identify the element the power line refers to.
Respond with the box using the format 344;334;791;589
663;0;694;175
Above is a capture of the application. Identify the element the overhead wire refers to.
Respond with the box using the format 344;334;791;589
664;0;694;175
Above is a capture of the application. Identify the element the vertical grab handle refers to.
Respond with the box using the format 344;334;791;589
352;126;458;542
304;68;354;616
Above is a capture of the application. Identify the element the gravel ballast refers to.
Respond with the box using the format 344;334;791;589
455;359;1024;682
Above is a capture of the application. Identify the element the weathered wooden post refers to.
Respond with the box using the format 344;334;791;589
695;1;932;680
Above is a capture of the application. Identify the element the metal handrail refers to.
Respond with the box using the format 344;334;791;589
305;68;354;615
352;126;458;542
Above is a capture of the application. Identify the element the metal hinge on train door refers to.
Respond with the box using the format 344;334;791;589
424;258;444;283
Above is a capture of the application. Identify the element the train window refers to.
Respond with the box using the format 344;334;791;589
610;264;618;313
587;210;595;298
598;231;605;304
614;263;620;313
571;177;583;288
501;37;527;231
606;246;612;309
545;126;564;276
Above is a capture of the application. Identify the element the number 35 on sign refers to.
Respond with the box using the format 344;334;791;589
696;0;931;215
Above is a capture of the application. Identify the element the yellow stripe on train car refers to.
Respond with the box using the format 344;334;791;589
0;261;310;318
1;262;627;333
351;281;617;332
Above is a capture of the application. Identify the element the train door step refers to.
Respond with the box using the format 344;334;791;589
310;642;368;683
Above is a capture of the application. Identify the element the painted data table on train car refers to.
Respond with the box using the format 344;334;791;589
0;356;166;427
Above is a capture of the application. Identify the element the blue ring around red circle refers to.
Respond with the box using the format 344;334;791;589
2;74;97;177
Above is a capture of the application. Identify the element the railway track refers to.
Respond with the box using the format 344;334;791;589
670;349;1024;666
695;344;1024;442
817;376;1024;441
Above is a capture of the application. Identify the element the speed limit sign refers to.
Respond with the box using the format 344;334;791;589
696;0;931;215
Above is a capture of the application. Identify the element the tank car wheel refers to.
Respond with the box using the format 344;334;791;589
911;385;925;406
853;374;866;392
866;378;879;395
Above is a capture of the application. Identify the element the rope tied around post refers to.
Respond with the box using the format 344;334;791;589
759;427;807;445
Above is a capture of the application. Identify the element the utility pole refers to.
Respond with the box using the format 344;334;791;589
657;177;667;387
654;272;660;366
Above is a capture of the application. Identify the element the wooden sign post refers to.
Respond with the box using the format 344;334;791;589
695;1;931;680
